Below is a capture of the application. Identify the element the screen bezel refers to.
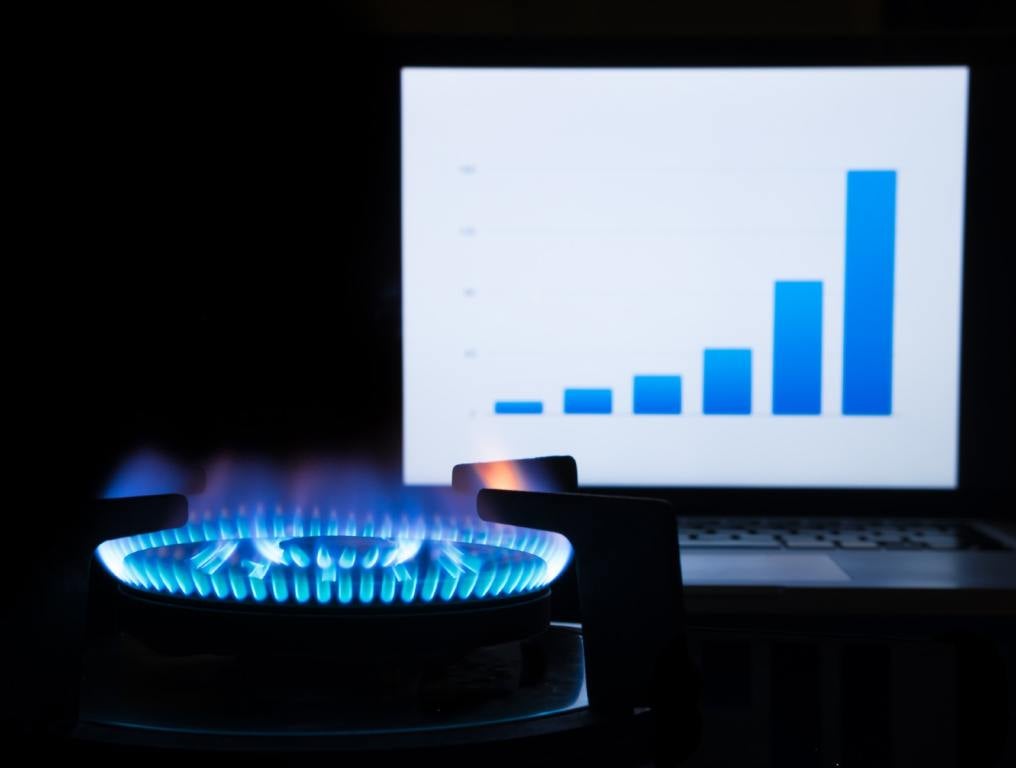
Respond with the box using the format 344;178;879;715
389;36;1013;518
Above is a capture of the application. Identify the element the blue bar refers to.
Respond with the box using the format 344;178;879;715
773;281;823;414
703;349;752;414
564;388;612;414
494;401;543;414
633;376;682;414
843;170;896;415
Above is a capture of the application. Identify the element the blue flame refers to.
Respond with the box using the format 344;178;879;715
118;535;548;606
97;455;572;607
97;501;571;607
103;450;199;499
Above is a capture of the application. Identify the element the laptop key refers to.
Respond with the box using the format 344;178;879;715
784;538;835;549
869;532;905;543
924;537;961;549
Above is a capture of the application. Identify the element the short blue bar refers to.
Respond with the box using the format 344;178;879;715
494;401;543;414
773;281;823;415
633;376;682;414
843;170;896;415
563;388;612;414
703;349;752;415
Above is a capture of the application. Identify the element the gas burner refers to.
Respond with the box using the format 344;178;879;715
97;507;570;608
73;457;698;764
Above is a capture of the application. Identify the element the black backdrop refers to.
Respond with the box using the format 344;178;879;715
54;6;402;497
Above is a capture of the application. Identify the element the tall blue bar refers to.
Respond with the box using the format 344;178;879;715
494;401;543;414
633;376;683;414
703;349;752;414
773;281;823;414
564;388;612;414
843;170;896;415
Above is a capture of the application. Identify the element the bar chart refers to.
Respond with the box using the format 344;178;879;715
402;67;967;487
490;170;895;420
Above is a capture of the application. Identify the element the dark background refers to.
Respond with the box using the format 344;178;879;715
14;0;1016;745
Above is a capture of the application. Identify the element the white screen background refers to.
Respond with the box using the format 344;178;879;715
402;67;967;487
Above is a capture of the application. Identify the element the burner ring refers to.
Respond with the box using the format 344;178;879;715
118;535;550;608
95;507;573;612
99;568;552;656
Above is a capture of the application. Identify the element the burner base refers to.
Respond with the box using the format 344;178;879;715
75;624;652;764
88;553;553;657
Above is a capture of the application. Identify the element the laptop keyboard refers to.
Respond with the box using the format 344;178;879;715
679;519;1006;551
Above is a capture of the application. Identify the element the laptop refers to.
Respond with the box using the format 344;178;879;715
398;50;1016;608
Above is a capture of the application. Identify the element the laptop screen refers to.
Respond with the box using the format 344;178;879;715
401;67;968;488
